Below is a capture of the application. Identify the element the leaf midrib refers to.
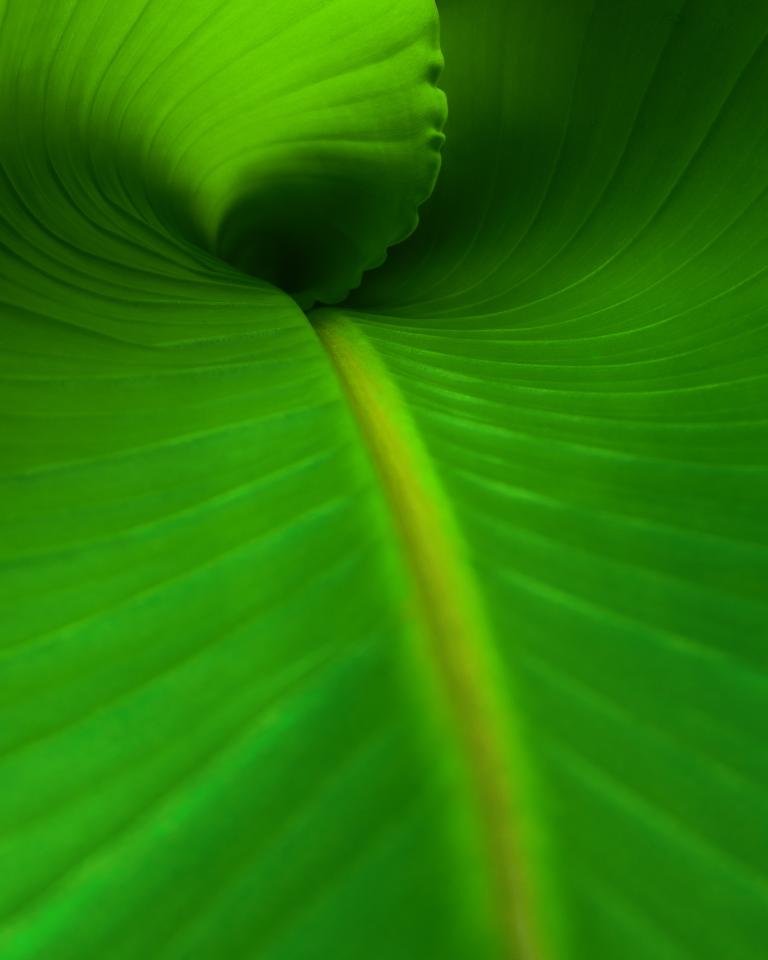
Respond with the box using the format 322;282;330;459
311;307;551;960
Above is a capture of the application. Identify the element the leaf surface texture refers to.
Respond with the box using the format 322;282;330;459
1;2;767;959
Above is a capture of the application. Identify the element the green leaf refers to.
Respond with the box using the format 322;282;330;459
2;1;767;959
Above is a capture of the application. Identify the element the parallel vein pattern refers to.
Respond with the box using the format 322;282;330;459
3;1;768;959
352;2;768;959
0;3;488;960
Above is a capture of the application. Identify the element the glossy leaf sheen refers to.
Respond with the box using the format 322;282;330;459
1;1;767;959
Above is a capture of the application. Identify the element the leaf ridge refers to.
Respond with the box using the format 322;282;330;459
311;308;556;960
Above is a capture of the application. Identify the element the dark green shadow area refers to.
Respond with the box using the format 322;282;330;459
214;173;370;311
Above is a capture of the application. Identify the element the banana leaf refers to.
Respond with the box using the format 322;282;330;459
1;1;767;958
